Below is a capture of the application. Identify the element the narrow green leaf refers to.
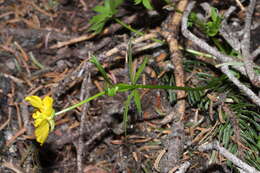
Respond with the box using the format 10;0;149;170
143;0;153;10
123;92;135;134
134;57;148;84
116;83;135;92
257;136;260;149
88;13;108;33
127;41;135;83
93;5;106;13
133;90;142;114
88;14;107;25
222;123;231;148
88;22;105;33
110;0;123;13
90;56;112;86
211;8;218;22
104;0;111;11
218;124;225;140
134;0;142;4
89;0;122;34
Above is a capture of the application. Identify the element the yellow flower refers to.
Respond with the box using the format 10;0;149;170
25;96;55;145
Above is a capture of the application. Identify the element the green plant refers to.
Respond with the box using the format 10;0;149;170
188;6;243;59
188;7;222;37
88;0;124;33
134;0;153;10
88;0;165;44
123;41;147;131
215;102;260;170
26;40;223;145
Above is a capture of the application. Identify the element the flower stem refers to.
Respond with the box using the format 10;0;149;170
55;91;105;116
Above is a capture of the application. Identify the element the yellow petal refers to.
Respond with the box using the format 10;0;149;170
42;96;54;116
25;96;43;110
35;120;50;145
32;111;41;119
34;117;44;127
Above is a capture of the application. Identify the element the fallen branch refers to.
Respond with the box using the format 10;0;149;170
181;1;260;107
198;141;260;173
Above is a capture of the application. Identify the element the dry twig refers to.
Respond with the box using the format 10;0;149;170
181;1;260;107
160;0;188;124
77;70;91;173
198;141;260;173
2;161;25;173
241;0;260;87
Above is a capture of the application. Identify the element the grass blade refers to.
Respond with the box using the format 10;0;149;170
123;92;135;134
133;90;142;114
134;57;148;84
90;55;112;86
127;41;135;83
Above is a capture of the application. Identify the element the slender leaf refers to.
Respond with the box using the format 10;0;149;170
134;57;148;84
123;92;135;134
90;56;112;86
127;41;135;83
133;90;142;114
143;0;153;10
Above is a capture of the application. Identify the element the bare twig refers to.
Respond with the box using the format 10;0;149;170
221;65;260;106
83;128;108;151
50;33;96;49
160;0;188;124
1;72;25;84
5;127;26;146
241;0;260;87
154;149;167;172
2;161;25;173
182;1;260;107
198;141;260;173
175;161;191;173
0;108;11;131
77;69;91;173
21;100;33;135
250;47;260;60
159;121;185;173
181;1;247;76
158;0;188;172
235;0;245;11
220;6;241;52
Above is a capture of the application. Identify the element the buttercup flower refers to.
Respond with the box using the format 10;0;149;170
25;96;55;145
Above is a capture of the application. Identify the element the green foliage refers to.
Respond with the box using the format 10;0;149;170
134;0;153;10
216;103;260;170
88;46;218;134
88;0;123;33
200;78;260;170
123;41;147;132
206;8;222;37
180;58;260;170
90;56;113;86
89;0;166;44
188;6;244;59
188;7;222;37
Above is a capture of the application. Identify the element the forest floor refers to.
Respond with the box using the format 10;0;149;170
0;0;260;173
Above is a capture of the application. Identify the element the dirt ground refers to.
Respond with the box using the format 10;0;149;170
0;0;260;173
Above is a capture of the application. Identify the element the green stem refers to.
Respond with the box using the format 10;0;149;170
178;46;215;59
29;52;45;69
55;91;105;116
115;83;217;93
